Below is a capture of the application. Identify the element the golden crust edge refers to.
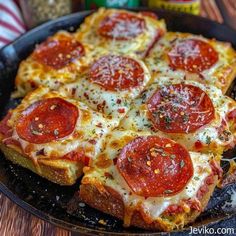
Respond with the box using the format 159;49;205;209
222;61;236;94
0;143;84;185
79;176;218;231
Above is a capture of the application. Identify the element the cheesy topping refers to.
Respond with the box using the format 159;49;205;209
75;8;166;57
119;79;236;154
59;54;151;124
83;130;213;220
14;31;101;97
6;87;114;160
145;32;236;93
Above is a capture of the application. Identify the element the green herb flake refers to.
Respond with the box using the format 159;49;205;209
164;116;172;125
123;100;128;107
144;123;152;128
180;160;185;168
31;129;42;135
206;136;211;145
92;129;96;134
183;114;189;123
164;189;173;194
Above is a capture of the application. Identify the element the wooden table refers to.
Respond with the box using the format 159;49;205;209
0;1;235;235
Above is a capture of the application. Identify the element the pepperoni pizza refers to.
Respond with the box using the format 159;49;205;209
14;31;101;97
145;32;236;94
59;54;151;123
0;87;114;185
120;79;236;154
75;8;166;57
80;130;220;231
0;8;235;232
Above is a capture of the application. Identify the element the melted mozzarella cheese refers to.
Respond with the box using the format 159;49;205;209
14;31;100;98
59;55;151;125
8;87;114;160
145;32;236;93
84;130;213;220
75;8;166;57
119;79;236;153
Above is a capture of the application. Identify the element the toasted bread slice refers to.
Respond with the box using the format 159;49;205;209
80;176;218;231
0;143;83;185
79;130;221;231
0;87;114;185
119;80;236;154
145;32;236;94
75;8;166;58
14;31;97;98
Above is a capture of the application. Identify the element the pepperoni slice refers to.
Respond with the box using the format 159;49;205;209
168;39;218;73
117;136;193;197
98;12;145;40
89;55;144;91
147;84;215;133
33;39;85;69
16;98;78;144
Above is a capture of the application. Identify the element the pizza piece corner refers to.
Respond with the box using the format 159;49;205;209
80;129;221;231
75;8;166;58
14;30;97;97
119;79;236;155
0;86;114;185
59;53;151;125
145;32;236;94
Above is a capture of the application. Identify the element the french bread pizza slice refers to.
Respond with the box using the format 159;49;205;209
0;87;114;185
145;32;236;94
75;8;166;58
119;79;236;154
80;130;222;231
14;31;101;97
59;53;151;125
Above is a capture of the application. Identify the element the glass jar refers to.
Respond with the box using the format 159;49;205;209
148;0;201;15
20;0;73;28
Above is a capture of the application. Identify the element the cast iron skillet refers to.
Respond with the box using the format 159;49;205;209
0;8;236;235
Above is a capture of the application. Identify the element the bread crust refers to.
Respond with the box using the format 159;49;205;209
223;64;236;94
219;44;236;94
0;143;83;185
79;176;218;231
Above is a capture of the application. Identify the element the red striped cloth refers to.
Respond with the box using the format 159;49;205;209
0;0;26;48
